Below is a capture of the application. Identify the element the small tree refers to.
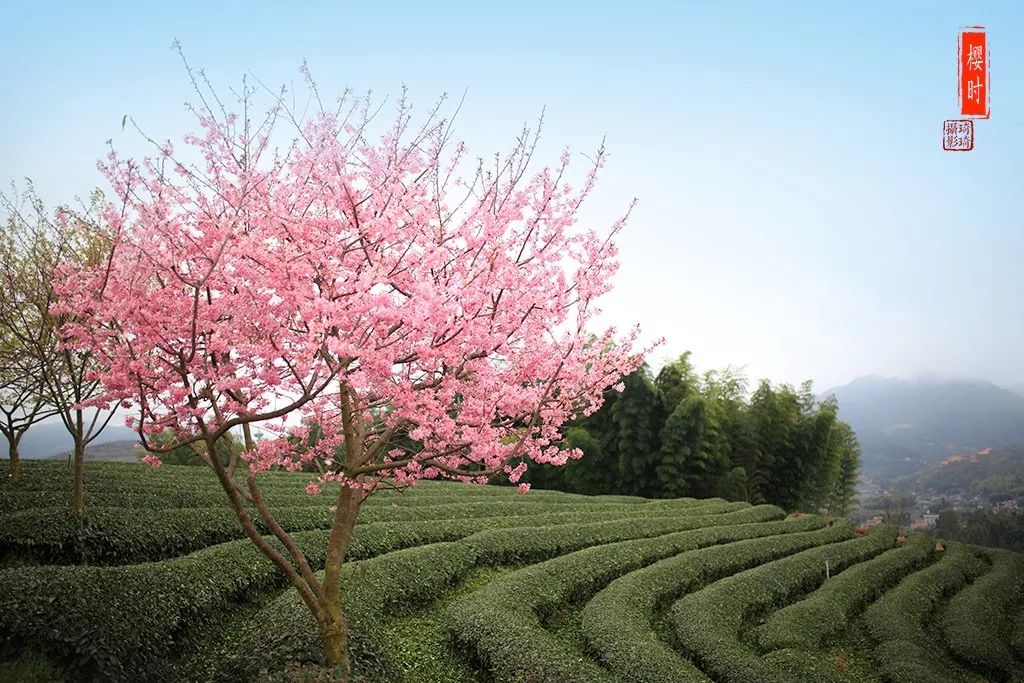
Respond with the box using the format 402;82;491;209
881;491;915;532
0;352;55;483
826;421;861;516
0;187;115;501
56;67;642;675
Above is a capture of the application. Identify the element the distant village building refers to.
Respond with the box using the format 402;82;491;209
995;499;1019;511
923;513;939;529
865;515;884;527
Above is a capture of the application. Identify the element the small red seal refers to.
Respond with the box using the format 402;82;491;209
942;119;973;151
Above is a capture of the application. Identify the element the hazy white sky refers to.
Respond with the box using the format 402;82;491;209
2;1;1022;392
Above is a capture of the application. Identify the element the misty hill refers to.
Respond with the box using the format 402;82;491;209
7;422;138;459
39;439;143;463
822;376;1024;481
897;446;1024;503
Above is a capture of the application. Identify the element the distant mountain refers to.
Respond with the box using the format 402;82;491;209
1006;382;1024;400
40;439;143;463
6;421;138;459
822;376;1024;481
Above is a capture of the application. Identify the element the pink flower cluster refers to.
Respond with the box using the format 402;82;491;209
54;86;648;496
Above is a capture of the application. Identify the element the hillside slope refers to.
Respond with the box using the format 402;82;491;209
823;376;1024;480
898;446;1024;503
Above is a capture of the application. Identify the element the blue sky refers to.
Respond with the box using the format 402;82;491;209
2;1;1022;391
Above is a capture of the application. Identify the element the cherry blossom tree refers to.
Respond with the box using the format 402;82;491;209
0;186;115;502
55;66;644;674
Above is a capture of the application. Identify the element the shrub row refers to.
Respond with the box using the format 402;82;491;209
0;484;613;514
2;461;632;507
463;503;773;565
443;511;826;683
862;542;989;683
939;548;1024;679
669;523;890;683
217;505;787;681
205;541;481;682
350;511;743;566
3;460;615;501
0;530;332;681
357;497;708;523
2;462;630;505
0;506;267;565
579;521;870;683
0;498;718;565
752;531;934;653
0;499;746;679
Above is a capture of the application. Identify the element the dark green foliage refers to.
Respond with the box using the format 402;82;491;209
230;504;774;681
612;366;663;497
0;649;64;683
752;531;933;652
743;380;802;508
0;498;712;566
461;503;776;564
826;422;861;516
863;543;989;683
530;360;860;513
0;531;331;681
940;549;1024;678
2;460;1019;683
445;512;816;683
656;394;729;499
930;507;1024;553
213;542;480;682
559;425;617;494
579;517;830;682
1014;613;1024;662
670;523;885;683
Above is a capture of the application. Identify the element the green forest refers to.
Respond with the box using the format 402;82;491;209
932;508;1024;554
524;353;861;515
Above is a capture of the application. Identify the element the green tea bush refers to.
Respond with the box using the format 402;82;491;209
463;502;767;564
0;531;331;681
752;531;933;652
211;541;479;682
580;520;860;682
444;513;829;683
0;498;713;565
863;542;988;683
669;522;888;683
230;508;784;683
939;549;1024;678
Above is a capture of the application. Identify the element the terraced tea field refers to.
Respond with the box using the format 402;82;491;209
1;461;1022;682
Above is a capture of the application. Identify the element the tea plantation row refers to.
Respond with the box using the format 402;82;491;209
1;461;1022;682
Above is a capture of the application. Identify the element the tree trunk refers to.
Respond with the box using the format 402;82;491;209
72;439;85;516
7;435;21;483
320;607;352;676
319;484;362;677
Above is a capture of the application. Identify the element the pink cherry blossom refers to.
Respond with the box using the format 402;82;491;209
52;75;648;669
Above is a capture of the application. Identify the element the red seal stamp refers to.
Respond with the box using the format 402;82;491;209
958;27;989;119
942;119;973;151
